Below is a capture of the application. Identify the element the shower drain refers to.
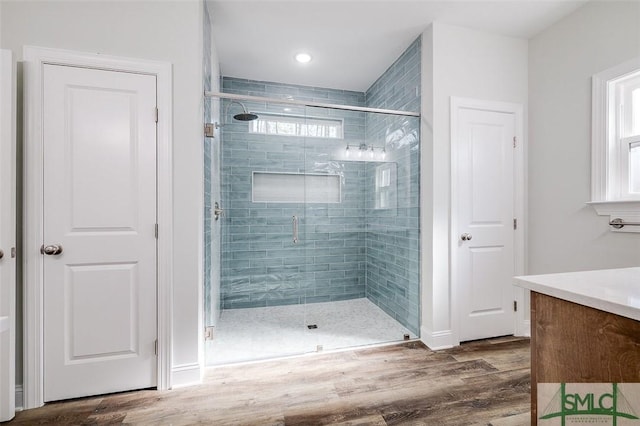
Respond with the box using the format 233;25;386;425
307;324;318;329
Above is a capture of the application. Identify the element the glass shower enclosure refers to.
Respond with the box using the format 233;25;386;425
206;94;420;365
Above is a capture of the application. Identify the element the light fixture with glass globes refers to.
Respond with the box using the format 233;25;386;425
344;144;386;161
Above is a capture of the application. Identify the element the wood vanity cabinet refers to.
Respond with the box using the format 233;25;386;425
515;268;640;425
530;292;640;424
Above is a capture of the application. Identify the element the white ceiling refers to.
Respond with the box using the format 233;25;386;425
210;0;587;92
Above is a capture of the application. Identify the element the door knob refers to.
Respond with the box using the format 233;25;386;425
0;249;3;259
41;244;63;255
460;233;472;241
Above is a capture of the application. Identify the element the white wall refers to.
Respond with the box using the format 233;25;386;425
0;0;205;389
419;26;435;344
420;22;528;349
528;1;640;274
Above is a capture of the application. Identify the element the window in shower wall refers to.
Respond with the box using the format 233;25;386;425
249;113;344;139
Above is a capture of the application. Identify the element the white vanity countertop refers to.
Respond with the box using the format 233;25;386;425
514;267;640;322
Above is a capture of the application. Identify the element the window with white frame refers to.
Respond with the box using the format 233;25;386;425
610;70;640;198
591;58;640;207
249;113;343;139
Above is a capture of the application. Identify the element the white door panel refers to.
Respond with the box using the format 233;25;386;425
0;49;16;422
468;246;508;314
455;106;515;342
66;263;139;359
43;64;157;401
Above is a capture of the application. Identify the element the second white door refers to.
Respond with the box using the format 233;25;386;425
43;64;158;401
453;101;517;342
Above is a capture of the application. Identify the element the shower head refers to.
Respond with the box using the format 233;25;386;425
233;112;259;121
228;100;259;122
214;100;259;129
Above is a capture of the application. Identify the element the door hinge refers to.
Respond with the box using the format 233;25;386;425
154;339;158;355
154;223;159;239
204;123;215;138
513;300;518;312
205;326;214;340
154;107;159;123
513;136;516;148
513;218;517;230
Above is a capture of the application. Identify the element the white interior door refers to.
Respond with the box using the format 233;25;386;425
0;49;16;422
43;64;158;401
453;102;516;342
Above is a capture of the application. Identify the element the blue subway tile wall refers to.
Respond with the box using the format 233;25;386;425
366;36;421;113
364;36;421;334
220;79;368;308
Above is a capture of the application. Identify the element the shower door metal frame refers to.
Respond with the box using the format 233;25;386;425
205;91;421;117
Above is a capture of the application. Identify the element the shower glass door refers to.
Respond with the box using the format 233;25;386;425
299;104;367;354
300;105;421;354
217;98;312;363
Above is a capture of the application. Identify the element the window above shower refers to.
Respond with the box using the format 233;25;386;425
248;113;344;139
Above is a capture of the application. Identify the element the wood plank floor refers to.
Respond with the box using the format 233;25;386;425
6;337;531;425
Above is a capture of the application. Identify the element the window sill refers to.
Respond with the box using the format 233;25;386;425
587;200;640;233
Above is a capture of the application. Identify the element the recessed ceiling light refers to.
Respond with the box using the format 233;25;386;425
295;52;312;64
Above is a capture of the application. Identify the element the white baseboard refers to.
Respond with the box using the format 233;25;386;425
171;363;202;389
15;384;23;411
420;326;456;350
520;320;531;337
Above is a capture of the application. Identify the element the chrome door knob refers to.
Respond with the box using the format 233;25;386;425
460;233;472;241
41;244;63;255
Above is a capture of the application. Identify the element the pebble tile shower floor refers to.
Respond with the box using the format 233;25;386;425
206;298;415;365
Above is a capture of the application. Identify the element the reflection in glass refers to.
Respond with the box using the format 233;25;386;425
632;88;640;136
630;142;640;193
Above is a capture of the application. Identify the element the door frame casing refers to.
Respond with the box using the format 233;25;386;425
23;46;173;409
450;97;527;346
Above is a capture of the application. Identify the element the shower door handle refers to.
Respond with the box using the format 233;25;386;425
292;215;299;244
